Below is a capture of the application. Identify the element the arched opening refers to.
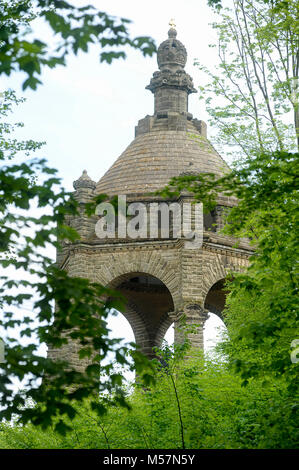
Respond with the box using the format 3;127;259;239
204;312;227;354
104;308;136;384
163;323;174;346
204;278;230;356
108;272;175;358
204;279;229;320
107;309;135;346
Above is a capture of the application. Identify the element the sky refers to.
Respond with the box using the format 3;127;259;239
1;0;228;356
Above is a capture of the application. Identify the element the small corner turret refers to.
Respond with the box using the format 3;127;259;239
73;169;96;203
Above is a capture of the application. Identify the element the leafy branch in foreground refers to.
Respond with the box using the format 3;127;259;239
1;344;298;448
197;0;298;158
0;90;154;435
158;149;299;393
0;0;156;90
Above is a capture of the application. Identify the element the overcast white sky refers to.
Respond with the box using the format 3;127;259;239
2;0;228;354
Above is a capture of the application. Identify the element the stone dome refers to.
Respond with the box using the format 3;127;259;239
96;27;229;197
96;119;228;196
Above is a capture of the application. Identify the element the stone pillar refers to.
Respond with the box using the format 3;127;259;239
47;336;92;374
215;205;225;232
170;304;208;350
154;87;188;114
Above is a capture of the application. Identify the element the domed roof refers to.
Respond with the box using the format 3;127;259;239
96;119;228;196
96;26;229;197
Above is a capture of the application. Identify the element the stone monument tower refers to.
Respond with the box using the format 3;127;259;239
49;26;252;369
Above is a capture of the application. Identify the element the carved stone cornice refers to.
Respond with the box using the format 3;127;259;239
58;238;252;272
184;303;209;322
168;303;209;324
146;69;197;94
202;241;253;258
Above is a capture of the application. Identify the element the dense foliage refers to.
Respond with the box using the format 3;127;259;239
0;347;298;449
0;0;156;434
0;90;154;434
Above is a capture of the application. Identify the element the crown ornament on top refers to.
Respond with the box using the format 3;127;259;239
157;22;187;71
146;25;196;95
169;18;176;29
168;18;177;38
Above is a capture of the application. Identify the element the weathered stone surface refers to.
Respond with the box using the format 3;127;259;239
157;27;187;71
96;122;228;196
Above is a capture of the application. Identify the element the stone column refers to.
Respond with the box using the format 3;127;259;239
215;205;225;232
170;303;208;351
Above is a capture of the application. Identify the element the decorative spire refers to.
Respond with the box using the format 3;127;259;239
146;26;197;116
73;170;96;190
168;19;177;38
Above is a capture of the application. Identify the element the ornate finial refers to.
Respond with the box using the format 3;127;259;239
168;18;177;38
146;24;197;98
73;169;96;190
156;24;186;71
169;18;176;29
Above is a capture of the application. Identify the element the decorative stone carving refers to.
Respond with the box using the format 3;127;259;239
157;28;187;71
146;69;197;94
168;304;209;347
73;170;96;190
179;170;200;177
184;303;209;323
146;27;196;117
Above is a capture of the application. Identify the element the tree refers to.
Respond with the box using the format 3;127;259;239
0;0;156;90
1;345;298;448
0;90;154;435
198;0;298;159
0;1;156;433
158;0;299;393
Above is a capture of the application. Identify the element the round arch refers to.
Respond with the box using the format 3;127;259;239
95;252;181;311
204;278;231;321
106;272;175;357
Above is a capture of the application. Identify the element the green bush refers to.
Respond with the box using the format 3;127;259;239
1;347;297;449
